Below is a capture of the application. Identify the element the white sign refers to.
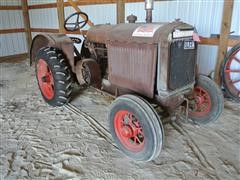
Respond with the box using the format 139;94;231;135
173;30;194;38
132;24;162;37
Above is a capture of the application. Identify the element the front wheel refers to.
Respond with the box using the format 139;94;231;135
188;75;224;124
109;95;164;162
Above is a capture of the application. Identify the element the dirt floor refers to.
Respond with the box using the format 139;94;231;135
0;60;239;180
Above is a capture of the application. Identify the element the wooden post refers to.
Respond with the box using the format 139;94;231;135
214;0;234;85
68;0;94;27
117;0;125;24
21;0;32;51
57;0;65;33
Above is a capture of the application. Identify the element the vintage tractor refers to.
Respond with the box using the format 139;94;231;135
30;0;223;162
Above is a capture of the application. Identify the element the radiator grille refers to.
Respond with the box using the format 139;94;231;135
168;40;197;90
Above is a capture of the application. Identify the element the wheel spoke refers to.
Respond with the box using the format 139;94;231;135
76;14;80;24
66;23;77;25
78;20;85;24
134;136;142;144
225;69;240;73
233;56;240;64
230;79;240;84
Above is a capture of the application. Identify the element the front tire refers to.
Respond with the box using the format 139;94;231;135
109;95;164;162
36;47;73;106
188;75;224;124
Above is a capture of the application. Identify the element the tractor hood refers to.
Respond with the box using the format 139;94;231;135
87;21;195;44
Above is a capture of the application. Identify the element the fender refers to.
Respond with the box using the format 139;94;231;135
30;33;75;73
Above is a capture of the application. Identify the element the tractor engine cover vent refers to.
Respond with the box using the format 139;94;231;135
108;42;157;98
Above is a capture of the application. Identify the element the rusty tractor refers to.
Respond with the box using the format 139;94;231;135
30;0;223;161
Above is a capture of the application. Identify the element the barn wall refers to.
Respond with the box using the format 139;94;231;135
0;1;28;57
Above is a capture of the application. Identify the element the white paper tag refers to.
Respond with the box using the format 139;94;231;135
132;24;162;37
173;30;194;38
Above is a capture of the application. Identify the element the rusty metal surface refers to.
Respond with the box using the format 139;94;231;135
30;33;75;72
87;22;193;44
108;42;157;98
86;25;114;44
154;83;194;110
75;58;101;88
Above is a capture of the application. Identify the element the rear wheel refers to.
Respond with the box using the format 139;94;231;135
188;75;224;124
36;47;73;106
222;44;240;102
109;94;164;162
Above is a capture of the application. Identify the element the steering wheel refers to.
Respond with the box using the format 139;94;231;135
64;12;89;32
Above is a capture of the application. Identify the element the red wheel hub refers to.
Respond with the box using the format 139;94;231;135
189;86;212;117
37;59;54;100
224;48;240;97
114;110;144;152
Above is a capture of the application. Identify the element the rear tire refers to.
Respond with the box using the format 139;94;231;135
109;94;164;162
36;47;73;106
188;75;224;124
222;44;240;102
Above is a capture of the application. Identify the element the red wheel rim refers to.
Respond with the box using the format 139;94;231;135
189;86;212;117
114;110;144;152
224;48;240;97
37;59;55;100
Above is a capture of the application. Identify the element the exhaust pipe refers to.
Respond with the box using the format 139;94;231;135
145;0;154;23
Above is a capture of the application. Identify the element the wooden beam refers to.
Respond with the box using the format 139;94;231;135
0;53;28;63
0;6;22;10
117;0;125;24
28;0;166;9
57;0;65;33
30;28;60;33
21;0;32;51
214;0;234;85
30;28;87;35
199;36;240;47
68;0;94;27
0;29;25;34
28;3;57;9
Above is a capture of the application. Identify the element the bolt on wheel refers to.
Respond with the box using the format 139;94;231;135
114;110;144;152
189;86;212;117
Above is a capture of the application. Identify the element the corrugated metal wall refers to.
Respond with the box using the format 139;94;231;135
0;0;28;57
1;0;239;75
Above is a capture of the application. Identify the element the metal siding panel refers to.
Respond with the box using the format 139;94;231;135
0;0;27;56
29;8;59;28
231;1;240;35
65;4;116;29
27;0;56;5
0;0;21;6
1;33;28;56
197;45;218;75
125;2;145;22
